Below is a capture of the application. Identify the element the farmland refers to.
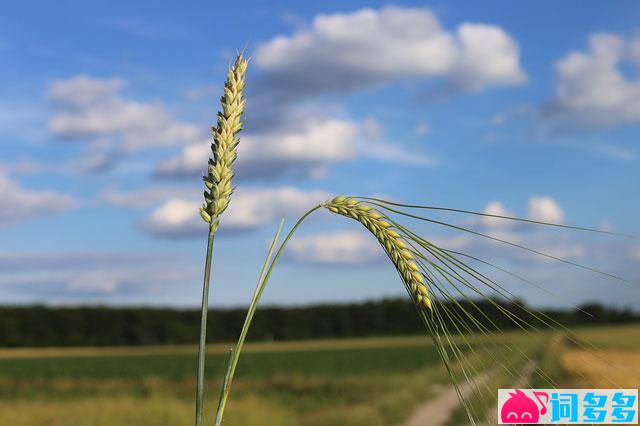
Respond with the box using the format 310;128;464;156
0;325;638;425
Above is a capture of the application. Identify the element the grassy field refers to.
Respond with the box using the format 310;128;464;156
0;324;638;425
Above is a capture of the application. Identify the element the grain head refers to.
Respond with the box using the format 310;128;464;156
322;196;432;309
200;54;248;233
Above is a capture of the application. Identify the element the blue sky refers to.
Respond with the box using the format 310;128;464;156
1;1;639;308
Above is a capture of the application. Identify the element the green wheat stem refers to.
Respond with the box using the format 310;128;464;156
194;53;247;426
214;207;320;425
195;228;215;426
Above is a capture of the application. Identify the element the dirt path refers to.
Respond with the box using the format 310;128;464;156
402;373;489;426
403;361;538;426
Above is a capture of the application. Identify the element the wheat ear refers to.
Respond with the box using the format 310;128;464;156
200;54;248;234
322;196;432;309
194;54;247;426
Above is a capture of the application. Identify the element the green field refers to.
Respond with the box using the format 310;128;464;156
0;325;638;425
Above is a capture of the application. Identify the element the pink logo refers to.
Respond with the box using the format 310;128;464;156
501;389;548;423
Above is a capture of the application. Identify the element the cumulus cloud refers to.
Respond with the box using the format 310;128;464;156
468;197;565;234
254;7;526;101
450;23;527;90
154;144;209;178
473;197;565;230
49;76;125;107
141;187;330;238
434;226;587;266
49;75;202;151
528;196;564;223
285;231;382;266
543;32;640;129
0;173;75;227
142;199;204;238
156;116;433;179
156;118;358;179
446;196;583;263
480;201;515;228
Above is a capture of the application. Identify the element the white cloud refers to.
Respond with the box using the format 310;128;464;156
474;197;565;231
0;173;75;227
143;199;202;237
285;231;382;266
447;196;581;263
481;200;515;228
528;196;564;224
544;32;640;129
432;226;587;266
630;247;640;262
49;75;202;151
254;7;526;101
156;118;358;179
222;187;330;230
240;119;359;177
452;23;526;91
154;143;208;177
435;229;588;263
142;187;330;238
156;116;433;179
49;75;125;107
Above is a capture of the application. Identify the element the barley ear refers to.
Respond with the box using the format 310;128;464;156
322;196;432;310
201;54;248;234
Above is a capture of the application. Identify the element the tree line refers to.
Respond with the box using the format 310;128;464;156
0;298;636;347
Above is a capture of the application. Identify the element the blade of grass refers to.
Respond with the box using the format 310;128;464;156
214;206;320;425
214;218;285;425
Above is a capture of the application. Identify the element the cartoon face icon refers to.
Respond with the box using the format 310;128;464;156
500;390;547;423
